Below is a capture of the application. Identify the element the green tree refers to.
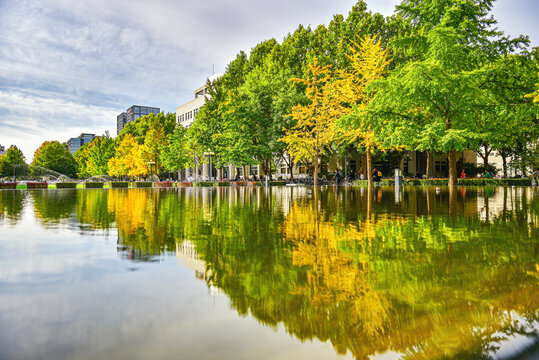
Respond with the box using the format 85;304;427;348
32;141;77;178
161;125;190;175
0;145;27;178
74;134;115;178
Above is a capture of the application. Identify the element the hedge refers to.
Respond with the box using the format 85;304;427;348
55;182;77;189
108;182;128;188
27;182;48;189
0;183;17;190
193;181;213;187
246;181;262;186
213;182;230;187
270;181;287;186
133;182;153;188
83;182;104;188
352;178;533;186
155;181;173;188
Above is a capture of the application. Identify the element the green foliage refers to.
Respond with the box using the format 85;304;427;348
32;141;77;178
82;182;104;189
161;125;190;172
55;182;77;189
193;181;213;187
0;145;27;178
108;182;129;188
74;135;115;178
133;182;153;188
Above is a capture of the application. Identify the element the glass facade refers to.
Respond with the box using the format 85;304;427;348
125;105;160;125
116;112;127;135
67;134;96;155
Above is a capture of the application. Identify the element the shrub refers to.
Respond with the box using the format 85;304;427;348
214;182;230;187
133;182;153;188
83;182;104;188
55;182;77;189
193;181;213;187
155;182;173;188
246;181;262;186
108;182;128;188
270;181;287;186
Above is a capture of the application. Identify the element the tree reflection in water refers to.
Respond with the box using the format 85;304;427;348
25;186;539;359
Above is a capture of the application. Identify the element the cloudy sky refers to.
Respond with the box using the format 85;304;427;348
0;0;537;160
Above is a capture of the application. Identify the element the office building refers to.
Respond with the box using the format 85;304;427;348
116;112;126;135
66;133;96;155
176;75;220;128
0;144;5;156
116;105;160;135
176;85;208;128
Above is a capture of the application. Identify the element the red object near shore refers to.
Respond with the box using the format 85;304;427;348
27;182;48;189
0;183;17;190
155;181;173;188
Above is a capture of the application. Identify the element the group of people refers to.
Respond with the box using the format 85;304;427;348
332;168;383;185
460;169;495;179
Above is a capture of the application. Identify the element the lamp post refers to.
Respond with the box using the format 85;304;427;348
147;159;156;180
203;150;215;181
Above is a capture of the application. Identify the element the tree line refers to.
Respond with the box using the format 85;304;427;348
1;0;537;185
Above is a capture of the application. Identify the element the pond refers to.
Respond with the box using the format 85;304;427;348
0;186;538;360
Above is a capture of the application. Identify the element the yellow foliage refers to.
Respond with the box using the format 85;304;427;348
281;58;343;183
108;134;149;178
335;36;392;152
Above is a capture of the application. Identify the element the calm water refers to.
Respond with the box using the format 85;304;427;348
0;186;538;360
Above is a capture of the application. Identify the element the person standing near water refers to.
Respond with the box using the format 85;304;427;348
532;168;539;187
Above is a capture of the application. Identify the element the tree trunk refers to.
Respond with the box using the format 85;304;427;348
448;150;457;187
426;150;431;179
361;153;367;177
502;154;508;179
313;156;319;186
483;144;490;170
289;153;294;181
259;159;265;178
242;165;248;181
366;150;373;188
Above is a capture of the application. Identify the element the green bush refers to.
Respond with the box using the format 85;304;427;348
83;182;104;188
108;182;128;188
133;182;153;188
193;181;213;187
214;182;230;187
458;178;531;186
55;182;77;189
270;181;287;186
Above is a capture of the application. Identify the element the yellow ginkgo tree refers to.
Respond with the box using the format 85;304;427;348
108;134;149;179
335;35;392;187
281;57;343;186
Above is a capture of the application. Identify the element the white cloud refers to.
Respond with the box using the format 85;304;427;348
0;0;536;158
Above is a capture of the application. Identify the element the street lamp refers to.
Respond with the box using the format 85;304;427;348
147;159;156;180
203;150;215;181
